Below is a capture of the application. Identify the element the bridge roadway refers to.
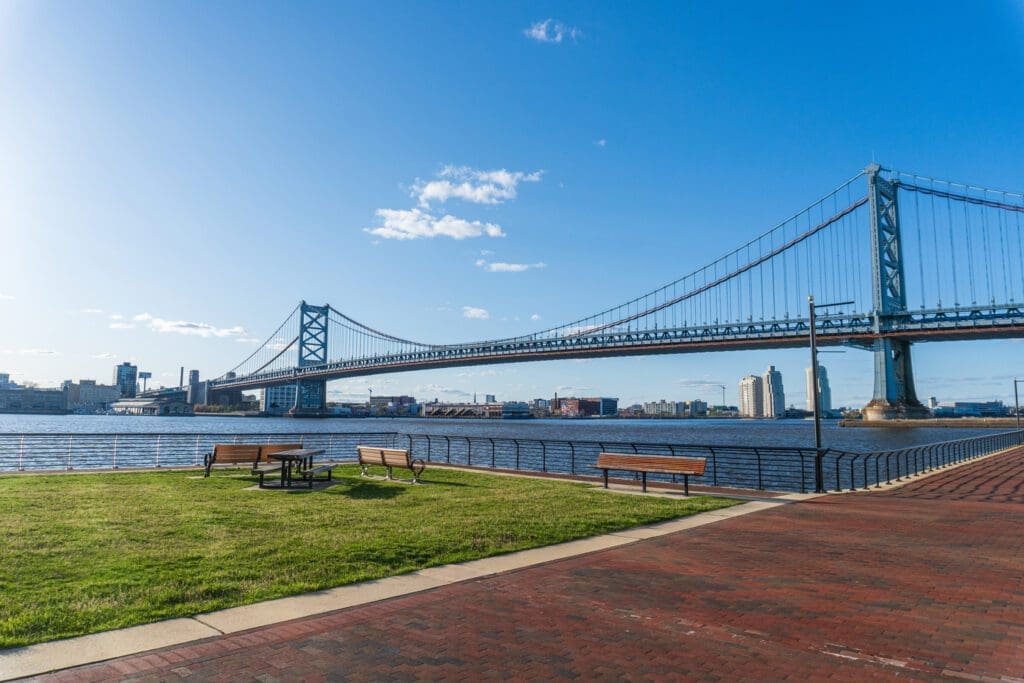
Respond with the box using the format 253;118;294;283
210;304;1024;392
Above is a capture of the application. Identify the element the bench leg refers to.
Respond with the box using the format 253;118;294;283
360;465;369;477
642;472;647;493
386;466;393;481
258;471;265;489
684;474;689;497
603;469;608;488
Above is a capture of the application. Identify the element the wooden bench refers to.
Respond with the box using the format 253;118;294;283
595;453;707;495
203;444;262;477
356;446;426;484
204;443;302;479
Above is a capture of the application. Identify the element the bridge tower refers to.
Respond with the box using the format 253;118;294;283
292;301;329;416
862;164;929;421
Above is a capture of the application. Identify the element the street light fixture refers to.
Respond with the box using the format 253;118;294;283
808;296;854;493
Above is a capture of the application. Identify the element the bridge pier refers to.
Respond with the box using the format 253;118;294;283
863;338;929;420
289;379;328;417
861;165;928;421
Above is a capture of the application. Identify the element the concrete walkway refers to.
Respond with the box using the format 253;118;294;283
15;449;1024;681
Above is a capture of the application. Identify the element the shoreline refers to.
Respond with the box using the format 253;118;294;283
841;418;1020;429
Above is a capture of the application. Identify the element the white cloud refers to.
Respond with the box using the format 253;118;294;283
365;208;505;241
81;308;103;314
109;322;136;330
0;293;14;301
531;313;541;321
132;313;247;338
524;19;580;44
236;337;261;344
462;306;490;320
267;341;290;351
109;313;124;320
476;259;547;273
92;352;116;359
594;139;607;147
412;166;543;208
19;348;59;355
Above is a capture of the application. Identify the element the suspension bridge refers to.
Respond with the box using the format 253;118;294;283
189;164;1024;419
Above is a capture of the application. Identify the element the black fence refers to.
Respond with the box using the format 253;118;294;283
821;429;1024;491
2;429;1021;494
0;432;398;472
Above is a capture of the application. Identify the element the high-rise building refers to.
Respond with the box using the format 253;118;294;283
806;365;832;412
762;366;785;418
738;375;764;417
113;362;138;399
261;384;297;415
485;394;496;403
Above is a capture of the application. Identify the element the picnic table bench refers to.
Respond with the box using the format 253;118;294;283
357;446;426;484
204;443;301;479
595;452;707;495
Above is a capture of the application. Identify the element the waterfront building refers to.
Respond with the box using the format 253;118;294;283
0;373;14;389
529;398;551;417
643;399;677;416
762;366;785;418
806;366;832;412
738;375;764;417
61;379;121;413
689;399;708;416
933;401;1008;418
501;401;531;418
261;384;297;415
114;362;138;399
110;398;192;416
0;387;67;414
485;394;496;403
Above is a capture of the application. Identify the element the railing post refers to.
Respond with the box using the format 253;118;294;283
466;437;472;466
708;447;718;487
18;435;25;471
753;447;763;490
489;438;496;468
814;448;825;493
67;435;73;470
445;436;451;463
113;435;120;469
514;439;520;470
569;442;576;475
541;441;547;472
156;435;162;468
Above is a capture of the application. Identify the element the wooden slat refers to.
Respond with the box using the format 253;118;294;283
597;452;706;476
260;443;303;462
212;444;262;464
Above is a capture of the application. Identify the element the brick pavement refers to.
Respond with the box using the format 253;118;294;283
33;448;1024;681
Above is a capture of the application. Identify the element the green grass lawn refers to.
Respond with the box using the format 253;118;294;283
0;466;739;648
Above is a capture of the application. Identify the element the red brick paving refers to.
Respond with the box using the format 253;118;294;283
31;449;1024;681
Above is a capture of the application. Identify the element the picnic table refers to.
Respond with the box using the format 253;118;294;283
268;448;325;488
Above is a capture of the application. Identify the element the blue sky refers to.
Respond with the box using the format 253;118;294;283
2;1;1024;408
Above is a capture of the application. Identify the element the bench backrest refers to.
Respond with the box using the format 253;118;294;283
357;446;411;468
212;444;262;464
597;452;707;476
259;443;303;462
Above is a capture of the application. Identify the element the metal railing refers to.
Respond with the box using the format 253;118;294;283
399;433;821;493
2;429;1020;494
0;432;398;472
822;429;1024;492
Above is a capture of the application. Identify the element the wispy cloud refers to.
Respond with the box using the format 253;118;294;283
81;308;103;314
462;306;490;320
235;337;261;344
413;166;542;208
19;348;59;356
108;313;124;321
0;293;14;301
366;208;505;241
92;352;116;359
133;313;247;338
530;313;541;321
524;19;580;44
109;322;136;330
594;139;606;147
475;258;546;273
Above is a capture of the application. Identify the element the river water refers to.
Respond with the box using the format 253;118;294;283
0;413;1006;452
0;414;1012;491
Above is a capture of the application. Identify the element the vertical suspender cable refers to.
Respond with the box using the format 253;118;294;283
946;192;960;306
963;200;977;304
914;187;926;309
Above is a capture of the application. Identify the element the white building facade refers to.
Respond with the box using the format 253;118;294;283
738;375;764;417
762;366;785;417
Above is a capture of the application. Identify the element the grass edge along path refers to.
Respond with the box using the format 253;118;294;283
0;466;740;648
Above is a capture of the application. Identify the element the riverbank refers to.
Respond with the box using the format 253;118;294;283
841;417;1021;428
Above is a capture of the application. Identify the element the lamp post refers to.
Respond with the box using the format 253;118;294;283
807;297;854;493
1014;378;1022;435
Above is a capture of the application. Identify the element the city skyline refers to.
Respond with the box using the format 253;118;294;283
3;3;1024;409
